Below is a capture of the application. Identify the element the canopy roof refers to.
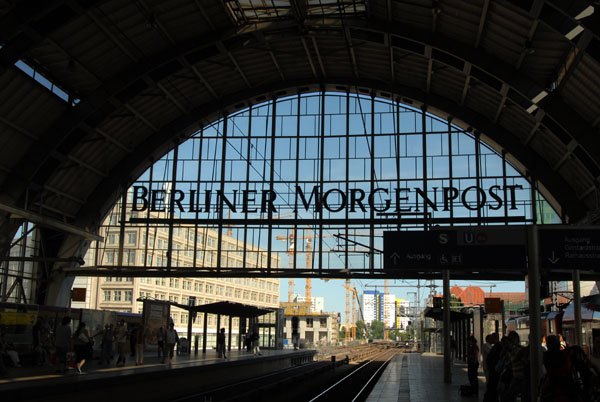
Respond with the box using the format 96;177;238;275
1;0;600;270
174;301;274;318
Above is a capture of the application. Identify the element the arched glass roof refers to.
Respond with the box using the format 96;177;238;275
86;92;560;280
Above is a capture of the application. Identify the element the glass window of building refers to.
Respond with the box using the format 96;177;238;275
114;290;122;301
307;318;313;328
126;232;137;244
126;251;135;264
125;290;132;302
103;290;111;301
105;251;115;264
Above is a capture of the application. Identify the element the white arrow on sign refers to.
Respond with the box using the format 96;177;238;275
390;252;400;264
547;251;559;265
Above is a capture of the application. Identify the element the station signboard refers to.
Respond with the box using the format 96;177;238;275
538;227;600;270
383;226;527;270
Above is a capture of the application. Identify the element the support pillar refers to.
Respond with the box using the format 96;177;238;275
443;268;451;383
228;316;233;351
573;269;583;346
202;313;208;353
527;225;542;402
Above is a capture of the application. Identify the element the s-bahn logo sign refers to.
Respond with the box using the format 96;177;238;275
130;184;524;215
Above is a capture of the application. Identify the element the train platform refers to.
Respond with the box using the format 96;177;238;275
367;353;485;402
0;348;317;401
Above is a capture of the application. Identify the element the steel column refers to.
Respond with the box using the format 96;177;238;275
527;225;542;402
443;268;451;383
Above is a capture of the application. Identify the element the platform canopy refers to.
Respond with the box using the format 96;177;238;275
174;301;274;318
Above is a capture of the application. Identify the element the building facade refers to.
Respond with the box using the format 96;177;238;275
280;302;339;346
72;207;280;345
362;290;396;328
292;295;325;313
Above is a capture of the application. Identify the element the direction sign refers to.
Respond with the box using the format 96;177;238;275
539;227;600;270
384;227;527;270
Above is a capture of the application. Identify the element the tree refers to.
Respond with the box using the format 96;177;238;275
369;320;384;340
450;294;464;312
355;320;367;340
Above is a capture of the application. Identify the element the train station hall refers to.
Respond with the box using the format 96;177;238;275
1;0;600;401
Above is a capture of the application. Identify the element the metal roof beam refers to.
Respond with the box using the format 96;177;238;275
425;46;433;93
300;37;318;78
344;27;360;79
0;201;101;241
555;30;593;92
87;125;132;153
493;83;510;124
179;57;219;100
474;0;489;48
86;8;139;62
154;80;189;114
459;62;472;106
217;42;252;87
256;32;286;81
43;185;86;205
194;0;216;31
553;139;578;171
311;36;327;78
525;110;545;145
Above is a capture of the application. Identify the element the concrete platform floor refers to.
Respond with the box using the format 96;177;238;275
0;347;312;391
367;353;485;402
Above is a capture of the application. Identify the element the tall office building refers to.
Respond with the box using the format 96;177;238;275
362;290;396;328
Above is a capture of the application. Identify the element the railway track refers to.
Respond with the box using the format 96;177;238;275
170;345;399;402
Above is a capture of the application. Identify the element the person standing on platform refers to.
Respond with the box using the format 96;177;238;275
217;328;226;358
245;331;252;352
54;316;72;373
484;333;502;402
166;323;179;364
502;331;527;402
73;322;92;374
251;326;261;356
135;326;147;366
97;324;114;365
115;320;128;366
482;334;493;382
157;326;165;362
129;326;137;358
467;336;480;395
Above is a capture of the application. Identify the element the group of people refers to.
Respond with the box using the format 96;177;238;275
156;323;180;364
244;326;261;356
2;317;264;376
52;317;156;374
477;331;600;402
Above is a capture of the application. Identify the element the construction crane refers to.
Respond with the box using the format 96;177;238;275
276;227;313;306
342;279;354;343
342;282;369;342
